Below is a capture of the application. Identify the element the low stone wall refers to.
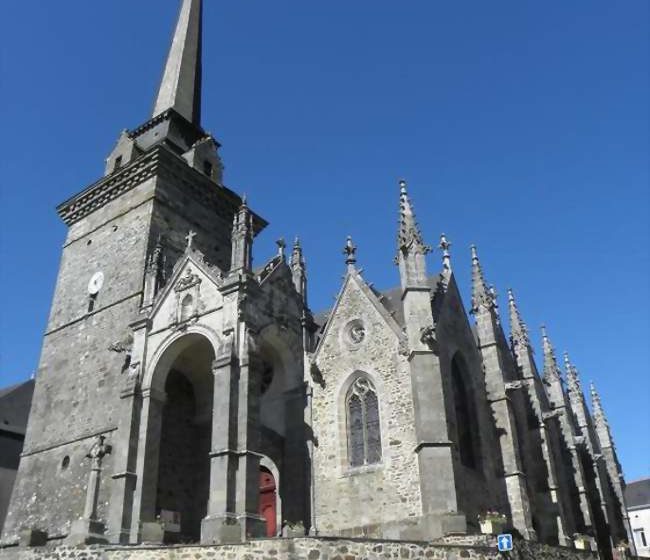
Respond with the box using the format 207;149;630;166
0;537;602;560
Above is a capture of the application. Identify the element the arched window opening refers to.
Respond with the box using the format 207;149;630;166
346;376;382;467
180;294;193;322
451;355;478;470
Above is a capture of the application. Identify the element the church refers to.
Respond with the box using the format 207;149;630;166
0;1;636;559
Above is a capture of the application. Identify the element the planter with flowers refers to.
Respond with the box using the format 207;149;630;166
478;511;508;535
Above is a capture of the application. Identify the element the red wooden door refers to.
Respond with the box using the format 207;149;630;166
259;469;277;537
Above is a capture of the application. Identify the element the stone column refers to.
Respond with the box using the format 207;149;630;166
232;326;265;539
107;317;147;544
68;435;112;545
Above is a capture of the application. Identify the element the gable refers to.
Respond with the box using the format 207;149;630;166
313;271;403;366
150;254;224;333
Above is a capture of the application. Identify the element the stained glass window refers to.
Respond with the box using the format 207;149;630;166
346;377;382;467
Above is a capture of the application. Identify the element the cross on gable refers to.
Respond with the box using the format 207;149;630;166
185;230;197;250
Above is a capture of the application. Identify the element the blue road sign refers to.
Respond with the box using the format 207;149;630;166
497;533;513;552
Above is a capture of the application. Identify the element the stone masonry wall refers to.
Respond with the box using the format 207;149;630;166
0;537;602;560
313;275;422;535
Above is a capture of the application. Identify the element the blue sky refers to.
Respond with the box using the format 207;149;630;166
0;1;648;479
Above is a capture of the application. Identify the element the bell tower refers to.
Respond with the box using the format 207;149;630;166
1;0;266;545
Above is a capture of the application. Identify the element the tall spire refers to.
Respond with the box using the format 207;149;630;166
470;245;497;315
153;0;203;125
397;180;431;256
541;325;561;382
507;288;530;349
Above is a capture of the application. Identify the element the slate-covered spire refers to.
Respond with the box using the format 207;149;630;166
541;325;561;382
507;288;530;349
470;245;497;315
153;0;203;125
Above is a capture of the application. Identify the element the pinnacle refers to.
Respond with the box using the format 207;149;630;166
507;288;530;348
397;180;431;256
470;245;497;315
541;325;561;382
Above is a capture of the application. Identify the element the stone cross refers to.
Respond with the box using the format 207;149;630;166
185;230;197;250
83;435;112;521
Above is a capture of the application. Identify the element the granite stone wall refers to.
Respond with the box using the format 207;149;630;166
0;537;603;560
312;275;423;535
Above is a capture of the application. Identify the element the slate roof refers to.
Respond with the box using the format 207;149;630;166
0;379;35;434
625;479;650;510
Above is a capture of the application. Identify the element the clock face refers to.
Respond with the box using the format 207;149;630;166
87;271;105;295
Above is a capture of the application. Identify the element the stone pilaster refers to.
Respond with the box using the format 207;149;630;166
507;290;571;546
542;328;595;544
396;181;464;535
470;252;534;539
107;318;149;543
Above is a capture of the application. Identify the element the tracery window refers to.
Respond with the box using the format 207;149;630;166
451;354;479;470
346;376;382;467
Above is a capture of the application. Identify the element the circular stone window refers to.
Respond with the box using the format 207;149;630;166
344;319;366;347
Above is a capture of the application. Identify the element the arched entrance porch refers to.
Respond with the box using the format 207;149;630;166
137;332;216;544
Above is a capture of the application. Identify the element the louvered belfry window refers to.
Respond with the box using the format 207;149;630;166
346;377;382;467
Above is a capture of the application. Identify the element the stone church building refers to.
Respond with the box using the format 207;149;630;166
0;1;636;558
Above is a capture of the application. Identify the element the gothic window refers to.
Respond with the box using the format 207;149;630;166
346;376;382;468
180;294;193;322
451;354;479;470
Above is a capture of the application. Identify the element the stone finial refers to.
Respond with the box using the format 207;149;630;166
152;0;203;124
470;245;497;315
230;195;253;272
541;325;561;382
343;236;357;270
291;237;304;267
397;180;431;256
276;238;286;260
507;288;530;349
439;233;452;272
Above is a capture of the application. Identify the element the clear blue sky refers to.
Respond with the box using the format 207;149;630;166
1;1;648;480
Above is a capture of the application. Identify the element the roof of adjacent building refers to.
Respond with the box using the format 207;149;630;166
625;478;650;509
0;379;35;435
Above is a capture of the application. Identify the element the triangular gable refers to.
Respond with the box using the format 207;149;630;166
149;250;225;329
312;269;404;362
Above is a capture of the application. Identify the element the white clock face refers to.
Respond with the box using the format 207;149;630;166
87;271;105;295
